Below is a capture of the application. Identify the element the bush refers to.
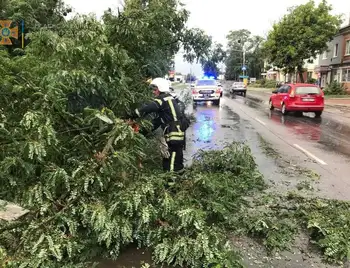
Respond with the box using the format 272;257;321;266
324;81;347;95
307;78;317;84
250;79;276;89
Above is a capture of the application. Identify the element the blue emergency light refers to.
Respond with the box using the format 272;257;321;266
201;75;215;80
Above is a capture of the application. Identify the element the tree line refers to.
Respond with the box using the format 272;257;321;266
200;0;341;83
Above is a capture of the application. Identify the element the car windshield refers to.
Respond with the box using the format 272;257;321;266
295;86;320;94
196;80;216;86
234;82;244;86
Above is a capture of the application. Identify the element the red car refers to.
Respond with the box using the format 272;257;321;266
269;83;324;117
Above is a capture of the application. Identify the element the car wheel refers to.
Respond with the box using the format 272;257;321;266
243;91;246;97
269;100;274;110
281;103;288;115
315;111;322;118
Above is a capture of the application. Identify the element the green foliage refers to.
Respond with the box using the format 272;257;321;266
263;0;342;81
103;0;212;78
225;29;265;80
201;43;226;78
240;193;350;264
307;77;317;84
249;79;277;88
0;0;226;267
2;1;350;267
1;0;72;53
324;81;347;95
1;139;267;267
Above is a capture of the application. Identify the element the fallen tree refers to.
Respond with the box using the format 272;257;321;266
2;1;350;267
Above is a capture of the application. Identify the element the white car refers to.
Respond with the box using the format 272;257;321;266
230;81;247;97
191;79;221;105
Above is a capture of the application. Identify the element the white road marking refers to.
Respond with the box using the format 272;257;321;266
293;144;327;165
254;118;266;125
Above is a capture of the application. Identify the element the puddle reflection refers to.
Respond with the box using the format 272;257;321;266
267;111;350;157
268;111;322;140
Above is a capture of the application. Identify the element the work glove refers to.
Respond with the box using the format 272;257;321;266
159;137;170;158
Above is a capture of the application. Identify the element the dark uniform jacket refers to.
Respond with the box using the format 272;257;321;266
135;93;189;145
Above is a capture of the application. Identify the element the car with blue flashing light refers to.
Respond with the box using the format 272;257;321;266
191;77;221;105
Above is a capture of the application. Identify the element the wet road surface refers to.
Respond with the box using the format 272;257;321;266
99;85;350;267
218;86;350;201
172;85;350;201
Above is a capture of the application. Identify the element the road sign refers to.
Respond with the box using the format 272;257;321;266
239;75;249;78
242;66;247;71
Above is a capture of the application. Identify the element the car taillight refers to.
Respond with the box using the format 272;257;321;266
192;89;198;94
216;88;221;93
289;89;295;97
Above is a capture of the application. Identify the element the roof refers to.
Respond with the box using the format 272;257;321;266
339;24;350;34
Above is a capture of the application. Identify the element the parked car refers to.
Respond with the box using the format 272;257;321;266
269;83;324;117
191;78;221;105
230;82;247;97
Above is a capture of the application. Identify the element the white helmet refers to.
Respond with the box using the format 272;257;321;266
150;77;170;93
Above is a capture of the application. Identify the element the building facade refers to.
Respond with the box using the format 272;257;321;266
314;24;350;91
340;25;350;90
262;58;318;83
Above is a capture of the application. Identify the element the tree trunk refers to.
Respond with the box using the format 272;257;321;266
298;71;304;83
297;65;304;83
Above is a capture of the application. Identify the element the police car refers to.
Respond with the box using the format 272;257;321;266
191;77;222;105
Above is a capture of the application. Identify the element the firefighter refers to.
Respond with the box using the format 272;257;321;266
131;77;189;172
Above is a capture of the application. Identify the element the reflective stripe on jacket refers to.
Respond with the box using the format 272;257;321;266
135;93;185;144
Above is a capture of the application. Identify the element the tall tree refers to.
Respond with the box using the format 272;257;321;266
201;43;226;78
263;0;342;82
245;35;265;79
103;0;212;78
225;29;264;80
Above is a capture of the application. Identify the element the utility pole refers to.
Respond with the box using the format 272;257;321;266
243;49;246;77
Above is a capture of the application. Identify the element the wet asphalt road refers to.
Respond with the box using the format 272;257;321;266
176;85;350;201
99;86;350;267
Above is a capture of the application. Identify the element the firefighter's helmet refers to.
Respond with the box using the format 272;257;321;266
149;77;170;93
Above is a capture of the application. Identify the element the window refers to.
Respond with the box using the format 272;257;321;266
346;40;350;56
295;87;321;94
322;51;328;59
278;85;289;93
196;80;216;86
342;69;350;82
334;44;338;57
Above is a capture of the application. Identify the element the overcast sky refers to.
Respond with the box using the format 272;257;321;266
65;0;350;76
